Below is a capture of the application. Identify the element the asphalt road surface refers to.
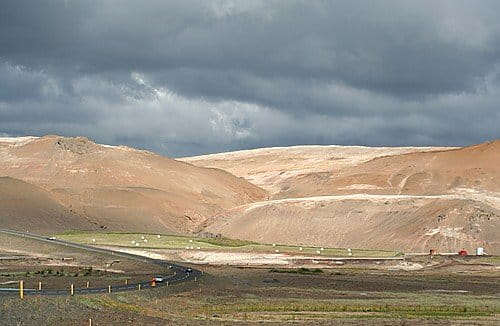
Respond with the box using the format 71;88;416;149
0;228;201;296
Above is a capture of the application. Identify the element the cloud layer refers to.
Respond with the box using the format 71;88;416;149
1;0;499;156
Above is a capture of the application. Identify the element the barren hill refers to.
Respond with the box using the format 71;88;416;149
277;140;500;198
185;141;500;254
181;145;453;195
0;176;96;233
203;194;499;254
2;135;498;254
0;136;266;233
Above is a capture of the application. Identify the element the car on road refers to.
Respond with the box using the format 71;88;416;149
47;236;56;240
153;275;165;282
185;268;193;273
167;265;173;269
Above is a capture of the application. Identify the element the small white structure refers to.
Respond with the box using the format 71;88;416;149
132;240;136;244
141;236;145;240
275;249;280;253
299;247;303;251
196;246;201;250
92;239;96;243
272;243;276;247
189;239;193;243
135;243;140;247
157;235;161;239
320;247;324;251
190;246;194;250
316;250;321;254
476;247;484;256
186;246;190;249
144;239;148;243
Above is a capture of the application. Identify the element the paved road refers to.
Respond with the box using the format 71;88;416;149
0;228;201;296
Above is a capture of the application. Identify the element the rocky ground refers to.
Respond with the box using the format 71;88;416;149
1;263;499;325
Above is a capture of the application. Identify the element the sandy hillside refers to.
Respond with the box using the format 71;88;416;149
275;140;500;198
186;141;500;254
181;145;453;194
0;135;266;233
203;194;500;254
0;176;97;233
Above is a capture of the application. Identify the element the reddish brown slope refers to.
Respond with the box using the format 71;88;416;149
276;140;499;198
204;194;500;254
0;177;96;233
0;136;266;233
193;141;499;254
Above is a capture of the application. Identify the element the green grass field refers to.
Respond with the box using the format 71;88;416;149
56;231;401;258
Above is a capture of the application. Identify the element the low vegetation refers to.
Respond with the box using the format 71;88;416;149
269;268;324;275
196;237;256;247
1;266;498;324
1;267;101;278
56;231;400;258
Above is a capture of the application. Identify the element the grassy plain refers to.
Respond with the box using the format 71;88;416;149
56;231;400;258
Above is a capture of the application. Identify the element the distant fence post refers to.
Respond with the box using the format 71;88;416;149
108;285;112;293
19;280;24;299
86;281;90;288
38;281;42;291
71;284;74;296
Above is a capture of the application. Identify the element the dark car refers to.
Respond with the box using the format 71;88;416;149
185;268;193;273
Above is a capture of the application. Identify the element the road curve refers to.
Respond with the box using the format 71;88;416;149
0;228;201;296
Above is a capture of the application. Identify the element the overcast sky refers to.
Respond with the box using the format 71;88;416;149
1;0;499;157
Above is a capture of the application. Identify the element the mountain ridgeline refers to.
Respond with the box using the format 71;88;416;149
1;135;499;254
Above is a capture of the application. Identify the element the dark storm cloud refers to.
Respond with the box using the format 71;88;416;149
0;0;499;156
